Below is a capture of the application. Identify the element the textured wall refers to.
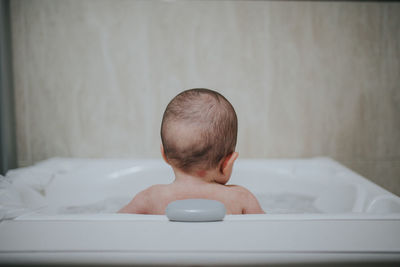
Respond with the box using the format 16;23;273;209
11;0;400;195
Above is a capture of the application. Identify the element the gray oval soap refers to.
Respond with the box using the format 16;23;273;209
165;199;226;222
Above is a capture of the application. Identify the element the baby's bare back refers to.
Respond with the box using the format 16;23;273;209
119;182;264;215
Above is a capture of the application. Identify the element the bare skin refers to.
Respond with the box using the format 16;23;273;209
119;150;265;215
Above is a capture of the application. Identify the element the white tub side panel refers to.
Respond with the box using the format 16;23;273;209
1;220;400;252
1;219;400;265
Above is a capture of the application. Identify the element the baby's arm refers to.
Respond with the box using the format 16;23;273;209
244;192;265;214
118;190;149;214
236;186;265;214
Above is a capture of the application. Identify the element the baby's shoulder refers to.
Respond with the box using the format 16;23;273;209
141;184;170;197
225;184;253;196
220;185;254;203
224;184;264;214
125;184;170;214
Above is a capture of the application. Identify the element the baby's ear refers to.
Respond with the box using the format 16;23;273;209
160;144;169;164
218;152;239;183
223;152;238;173
222;152;239;173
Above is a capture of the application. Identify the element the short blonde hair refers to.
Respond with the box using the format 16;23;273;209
161;88;237;173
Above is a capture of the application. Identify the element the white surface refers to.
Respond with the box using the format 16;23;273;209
1;157;400;265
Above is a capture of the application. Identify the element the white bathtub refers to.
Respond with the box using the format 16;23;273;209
1;157;400;265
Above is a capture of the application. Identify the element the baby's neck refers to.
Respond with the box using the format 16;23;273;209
172;168;218;185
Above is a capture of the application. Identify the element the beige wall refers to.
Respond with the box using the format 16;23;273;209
11;0;400;195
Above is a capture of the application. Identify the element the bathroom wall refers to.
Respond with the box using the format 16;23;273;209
10;1;400;195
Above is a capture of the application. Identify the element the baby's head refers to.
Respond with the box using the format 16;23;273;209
161;88;238;180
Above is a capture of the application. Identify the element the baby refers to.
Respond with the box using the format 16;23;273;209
119;88;264;214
